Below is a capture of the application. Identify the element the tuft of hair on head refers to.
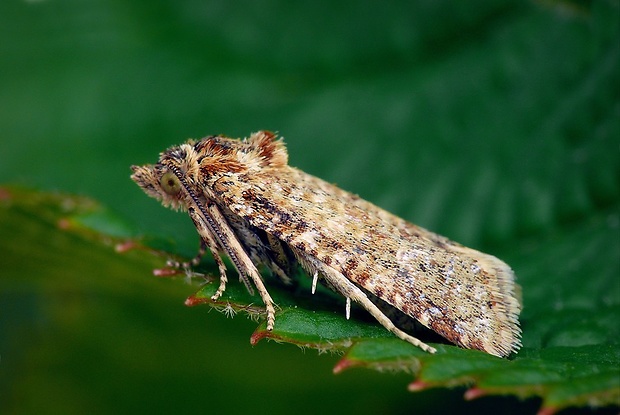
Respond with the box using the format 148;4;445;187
246;131;288;168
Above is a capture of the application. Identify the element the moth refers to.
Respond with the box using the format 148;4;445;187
131;131;522;357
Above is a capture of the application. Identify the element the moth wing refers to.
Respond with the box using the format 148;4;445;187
211;167;521;356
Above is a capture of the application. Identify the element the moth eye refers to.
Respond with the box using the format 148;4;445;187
160;171;182;196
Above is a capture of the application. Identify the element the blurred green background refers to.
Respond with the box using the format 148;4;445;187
1;1;618;414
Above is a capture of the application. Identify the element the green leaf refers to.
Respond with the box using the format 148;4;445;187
2;183;617;414
1;0;619;414
184;199;620;412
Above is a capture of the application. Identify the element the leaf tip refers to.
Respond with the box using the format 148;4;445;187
115;240;138;253
407;380;430;392
155;267;182;277
0;186;12;201
250;329;269;346
184;294;205;307
536;406;559;415
333;358;355;374
464;387;487;400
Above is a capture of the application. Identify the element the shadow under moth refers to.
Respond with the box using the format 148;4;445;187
131;131;522;357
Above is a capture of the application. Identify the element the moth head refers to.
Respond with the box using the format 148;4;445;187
131;142;203;211
130;132;289;211
130;163;187;211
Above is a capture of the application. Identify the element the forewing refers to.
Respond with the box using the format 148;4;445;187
211;166;521;356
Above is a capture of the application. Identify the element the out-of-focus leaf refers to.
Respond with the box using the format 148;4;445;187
2;0;619;414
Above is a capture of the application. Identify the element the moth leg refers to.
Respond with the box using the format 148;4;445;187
185;208;230;299
210;253;229;301
265;233;294;285
345;297;351;320
190;204;277;330
267;262;293;286
166;239;207;270
314;261;437;354
311;271;318;294
189;239;208;267
200;232;229;301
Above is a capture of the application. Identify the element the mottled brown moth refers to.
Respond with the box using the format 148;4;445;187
131;131;522;357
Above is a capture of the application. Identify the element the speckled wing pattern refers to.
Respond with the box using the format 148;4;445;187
211;166;521;357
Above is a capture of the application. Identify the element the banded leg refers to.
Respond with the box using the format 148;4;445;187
166;239;207;270
188;204;277;331
298;251;436;353
187;209;230;300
